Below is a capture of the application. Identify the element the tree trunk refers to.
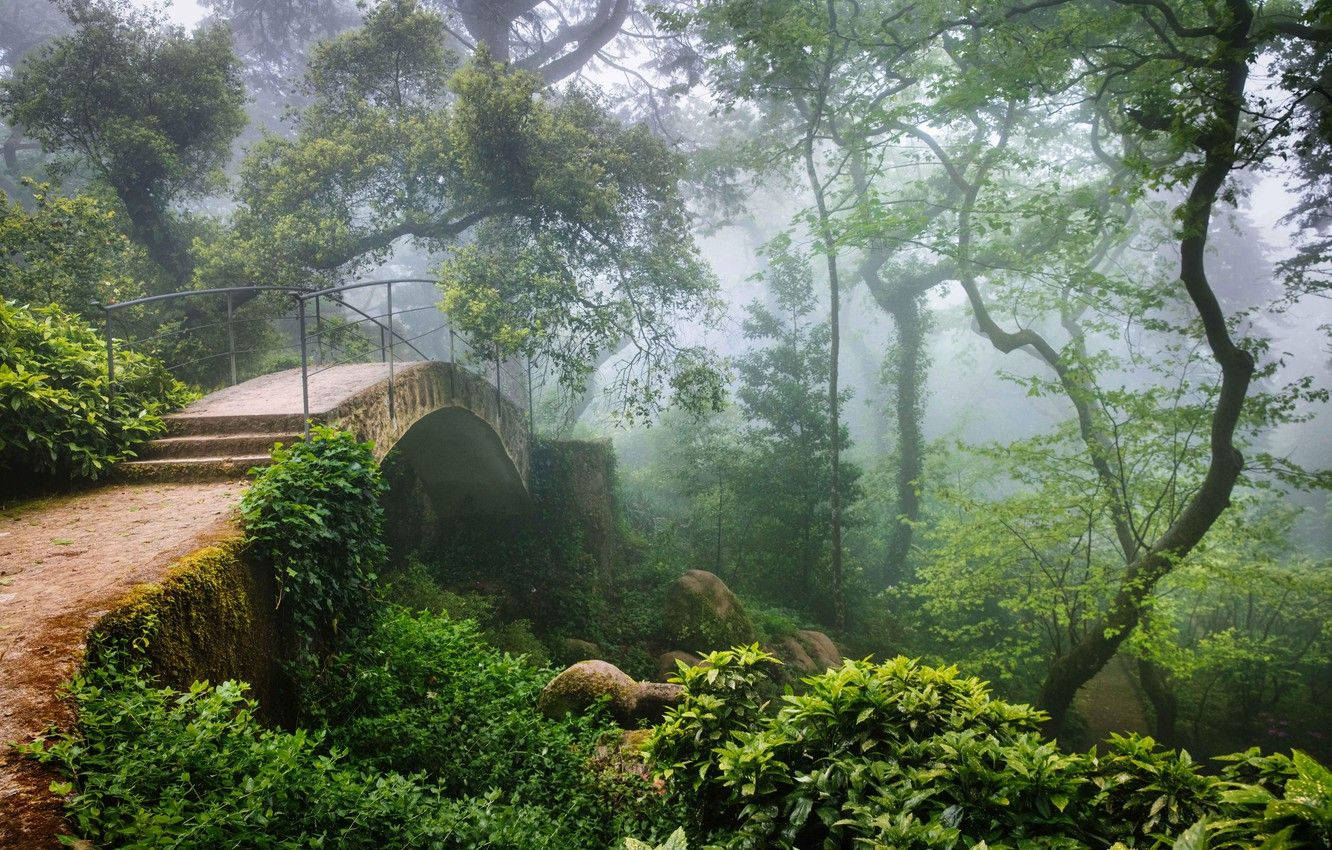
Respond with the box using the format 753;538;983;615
1035;6;1256;733
1137;658;1179;745
883;296;925;585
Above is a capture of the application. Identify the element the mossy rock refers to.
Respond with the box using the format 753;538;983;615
539;660;639;723
539;660;684;726
663;569;757;653
656;650;702;680
796;629;842;669
770;629;843;676
560;637;604;664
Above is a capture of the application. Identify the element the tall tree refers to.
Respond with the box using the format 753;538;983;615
210;0;722;418
730;245;859;620
1;0;246;282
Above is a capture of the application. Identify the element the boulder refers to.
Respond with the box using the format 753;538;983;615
663;569;757;652
776;635;816;673
539;660;638;722
540;660;686;726
633;681;684;722
796;630;842;669
560;637;603;663
656;650;703;680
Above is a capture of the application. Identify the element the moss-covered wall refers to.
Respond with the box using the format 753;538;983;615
89;535;294;723
531;438;620;584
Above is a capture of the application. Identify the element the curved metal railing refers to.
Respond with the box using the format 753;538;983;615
101;280;532;438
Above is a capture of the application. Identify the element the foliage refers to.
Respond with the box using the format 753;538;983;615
1130;503;1332;756
645;649;1332;849
239;426;386;647
20;656;659;848
1;0;245;278
0;299;191;482
625;827;688;850
726;251;860;621
209;0;722;420
387;558;552;665
296;606;681;846
645;644;780;811
0;182;149;317
301;609;586;792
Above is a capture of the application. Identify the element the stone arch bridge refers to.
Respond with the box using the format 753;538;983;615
119;361;531;515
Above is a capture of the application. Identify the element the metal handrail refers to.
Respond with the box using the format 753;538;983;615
101;280;533;441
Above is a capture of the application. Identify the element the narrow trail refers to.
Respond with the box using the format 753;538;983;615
0;481;244;848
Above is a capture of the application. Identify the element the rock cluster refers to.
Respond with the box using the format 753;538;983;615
543;570;846;728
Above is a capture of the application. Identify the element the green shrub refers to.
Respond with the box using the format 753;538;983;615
0;185;149;318
1194;749;1332;849
386;559;551;663
0;299;192;482
240;425;386;648
297;606;680;846
301;608;605;795
645;651;1332;850
20;662;609;848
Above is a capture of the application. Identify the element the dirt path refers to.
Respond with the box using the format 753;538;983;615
0;481;245;848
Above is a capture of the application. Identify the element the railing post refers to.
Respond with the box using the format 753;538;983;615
226;290;237;386
313;296;322;365
380;326;387;363
386;282;396;424
447;324;456;397
298;295;310;439
103;307;115;417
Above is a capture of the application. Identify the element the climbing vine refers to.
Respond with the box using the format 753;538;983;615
240;426;387;647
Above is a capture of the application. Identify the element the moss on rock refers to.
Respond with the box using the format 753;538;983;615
663;570;757;653
540;659;639;722
539;660;684;726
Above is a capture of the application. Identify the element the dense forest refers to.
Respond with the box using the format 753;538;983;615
3;0;1332;846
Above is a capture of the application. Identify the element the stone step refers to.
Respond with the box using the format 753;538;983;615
138;432;301;461
164;413;309;438
113;454;273;483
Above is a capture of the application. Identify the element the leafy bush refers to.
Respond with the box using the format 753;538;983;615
387;558;552;664
298;608;643;827
240;426;386;648
299;606;685;843
624;827;688;850
645;651;1332;849
0;299;192;482
20;662;612;848
0;184;150;318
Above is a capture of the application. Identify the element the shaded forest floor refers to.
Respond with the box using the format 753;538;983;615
1073;653;1152;746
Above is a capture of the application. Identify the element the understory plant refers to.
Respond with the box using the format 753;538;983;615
20;659;618;848
296;606;680;844
240;426;387;648
0;299;192;482
645;650;1332;849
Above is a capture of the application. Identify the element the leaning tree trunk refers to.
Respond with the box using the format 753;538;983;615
1035;7;1256;732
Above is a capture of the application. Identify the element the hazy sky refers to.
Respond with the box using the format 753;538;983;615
158;0;205;26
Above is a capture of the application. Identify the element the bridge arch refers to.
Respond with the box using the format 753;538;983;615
327;361;531;515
